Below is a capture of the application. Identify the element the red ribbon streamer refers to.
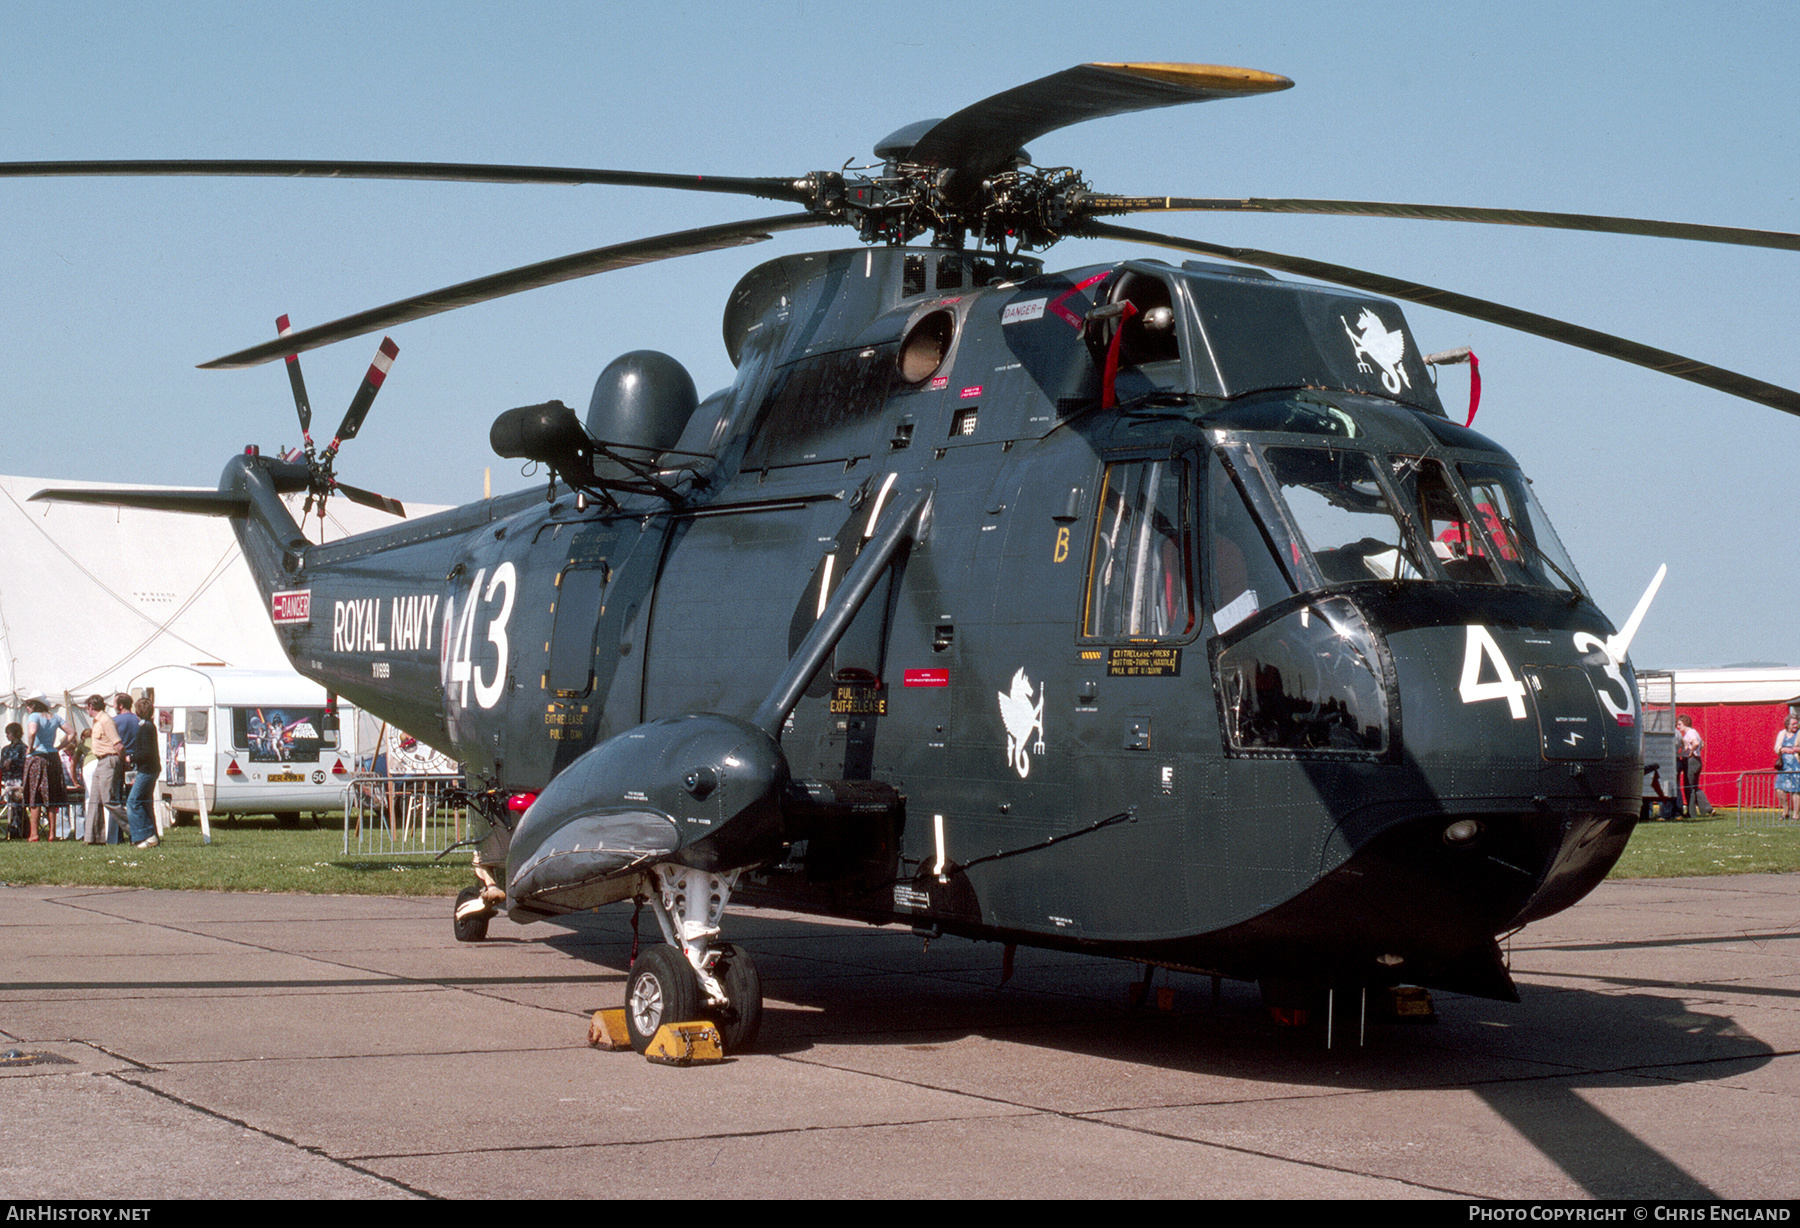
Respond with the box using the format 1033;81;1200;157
1464;351;1482;427
1102;301;1139;409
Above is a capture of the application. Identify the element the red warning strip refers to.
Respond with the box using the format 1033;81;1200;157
277;313;316;443
904;668;949;687
1048;272;1110;328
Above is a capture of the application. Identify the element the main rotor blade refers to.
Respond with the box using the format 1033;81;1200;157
203;212;830;369
903;63;1291;195
1075;194;1800;252
1078;219;1800;416
0;159;812;205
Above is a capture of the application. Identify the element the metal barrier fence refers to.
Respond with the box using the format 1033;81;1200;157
342;773;481;856
1734;770;1797;828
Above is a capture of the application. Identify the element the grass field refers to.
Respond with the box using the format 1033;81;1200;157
1606;812;1800;878
2;810;1795;897
0;814;473;896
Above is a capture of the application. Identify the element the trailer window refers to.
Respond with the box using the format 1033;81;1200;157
186;709;208;745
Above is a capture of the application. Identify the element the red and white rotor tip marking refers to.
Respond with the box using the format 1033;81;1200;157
277;313;315;441
326;336;399;456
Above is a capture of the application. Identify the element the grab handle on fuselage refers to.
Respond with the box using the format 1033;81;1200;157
750;486;931;736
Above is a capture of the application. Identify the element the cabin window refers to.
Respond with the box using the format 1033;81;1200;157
1262;446;1426;584
548;563;609;696
1206;391;1358;438
1084;458;1192;640
186;709;208;745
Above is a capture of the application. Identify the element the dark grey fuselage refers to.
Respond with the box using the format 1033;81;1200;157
243;247;1639;999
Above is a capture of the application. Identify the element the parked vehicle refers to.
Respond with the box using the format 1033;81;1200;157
129;665;357;825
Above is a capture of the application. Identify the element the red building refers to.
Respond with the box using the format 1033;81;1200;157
1642;669;1800;809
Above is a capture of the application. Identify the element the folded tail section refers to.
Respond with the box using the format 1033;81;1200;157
34;452;314;604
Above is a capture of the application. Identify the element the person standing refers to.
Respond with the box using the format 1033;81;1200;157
2;722;27;839
84;695;124;845
1674;714;1710;818
1775;714;1800;822
75;729;95;841
127;696;162;848
110;694;139;845
22;698;68;842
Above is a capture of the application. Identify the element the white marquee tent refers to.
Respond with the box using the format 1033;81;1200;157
1;473;428;713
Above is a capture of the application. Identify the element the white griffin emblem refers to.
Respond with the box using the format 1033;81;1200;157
1342;309;1411;394
996;667;1046;778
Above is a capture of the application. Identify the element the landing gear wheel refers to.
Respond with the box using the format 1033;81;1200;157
708;943;763;1054
626;945;699;1054
452;885;490;942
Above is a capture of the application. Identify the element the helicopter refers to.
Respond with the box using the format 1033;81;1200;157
17;61;1800;1053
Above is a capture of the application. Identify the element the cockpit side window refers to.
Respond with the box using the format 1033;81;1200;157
1263;446;1426;583
1084;458;1192;640
1207;449;1295;635
1458;462;1585;595
1388;455;1501;584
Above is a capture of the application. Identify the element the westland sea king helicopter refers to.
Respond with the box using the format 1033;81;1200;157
18;63;1800;1051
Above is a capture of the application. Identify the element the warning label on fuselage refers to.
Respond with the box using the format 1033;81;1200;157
829;684;887;715
1106;646;1182;677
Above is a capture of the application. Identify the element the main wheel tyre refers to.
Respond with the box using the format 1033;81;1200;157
708;944;763;1054
625;945;700;1053
452;885;490;942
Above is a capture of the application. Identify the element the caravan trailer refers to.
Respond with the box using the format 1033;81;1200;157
130;664;356;824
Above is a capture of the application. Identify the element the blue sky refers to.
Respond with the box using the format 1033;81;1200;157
2;0;1794;669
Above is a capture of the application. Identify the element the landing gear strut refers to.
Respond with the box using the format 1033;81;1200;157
452;885;491;942
449;793;511;943
626;865;765;1054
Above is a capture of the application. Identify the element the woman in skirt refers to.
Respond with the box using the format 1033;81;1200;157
22;698;68;841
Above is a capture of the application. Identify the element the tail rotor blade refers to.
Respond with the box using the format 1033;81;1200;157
334;481;407;518
276;314;315;443
324;336;398;458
